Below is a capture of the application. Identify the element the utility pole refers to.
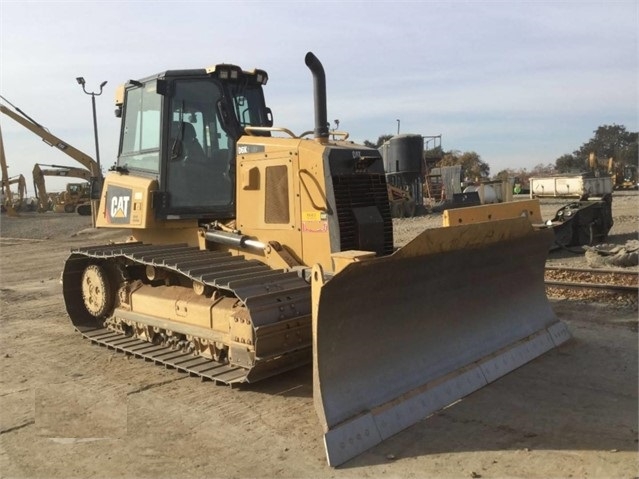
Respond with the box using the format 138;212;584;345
76;77;107;174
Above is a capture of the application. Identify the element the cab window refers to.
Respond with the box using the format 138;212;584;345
119;82;162;173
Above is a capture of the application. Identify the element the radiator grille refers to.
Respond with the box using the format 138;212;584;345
265;165;290;224
332;174;394;255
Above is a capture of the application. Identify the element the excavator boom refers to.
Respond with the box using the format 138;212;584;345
1;96;102;221
0;97;98;175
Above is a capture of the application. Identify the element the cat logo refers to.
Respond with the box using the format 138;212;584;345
106;186;132;224
111;195;130;218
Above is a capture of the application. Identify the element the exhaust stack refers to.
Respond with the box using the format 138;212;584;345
305;52;329;141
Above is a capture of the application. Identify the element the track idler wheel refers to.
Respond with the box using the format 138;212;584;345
81;264;115;318
76;204;92;216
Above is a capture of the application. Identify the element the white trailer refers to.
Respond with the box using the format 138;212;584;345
529;175;613;199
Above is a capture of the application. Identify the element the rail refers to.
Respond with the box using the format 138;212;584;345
544;266;638;303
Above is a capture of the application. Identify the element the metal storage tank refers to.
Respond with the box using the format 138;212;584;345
379;134;424;176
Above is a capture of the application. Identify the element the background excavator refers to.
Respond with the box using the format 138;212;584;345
0;124;32;214
61;52;569;466
0;124;17;216
32;163;92;214
0;95;102;223
1;174;29;213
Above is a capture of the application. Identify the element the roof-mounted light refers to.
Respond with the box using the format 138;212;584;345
206;64;268;84
206;63;243;81
254;69;268;85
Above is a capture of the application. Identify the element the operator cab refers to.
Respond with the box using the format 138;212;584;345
114;65;271;220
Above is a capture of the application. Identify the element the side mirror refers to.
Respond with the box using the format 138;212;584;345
156;79;169;96
90;176;103;200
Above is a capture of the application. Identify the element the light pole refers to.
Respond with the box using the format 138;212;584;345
76;77;107;174
396;119;400;135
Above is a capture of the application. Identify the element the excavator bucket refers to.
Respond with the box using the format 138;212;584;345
311;217;570;466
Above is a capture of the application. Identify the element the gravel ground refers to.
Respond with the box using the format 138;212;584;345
0;192;637;478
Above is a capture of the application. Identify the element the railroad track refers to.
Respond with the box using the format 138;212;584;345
544;266;638;303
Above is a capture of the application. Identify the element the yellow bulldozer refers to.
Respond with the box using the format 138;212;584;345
62;52;569;466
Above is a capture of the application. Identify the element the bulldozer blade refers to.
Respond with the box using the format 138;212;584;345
311;217;570;466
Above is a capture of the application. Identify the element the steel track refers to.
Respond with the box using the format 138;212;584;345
63;242;312;384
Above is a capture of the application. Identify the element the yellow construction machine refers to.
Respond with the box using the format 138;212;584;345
0;126;33;213
0;123;18;216
56;182;91;215
1;174;28;212
0;96;102;223
62;52;570;466
32;163;92;214
608;157;639;190
387;183;416;217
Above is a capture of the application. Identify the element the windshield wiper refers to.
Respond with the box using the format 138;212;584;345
110;164;129;174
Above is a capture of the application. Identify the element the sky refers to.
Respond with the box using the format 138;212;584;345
1;0;637;192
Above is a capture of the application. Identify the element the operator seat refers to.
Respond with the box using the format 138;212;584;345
167;121;233;207
181;123;206;162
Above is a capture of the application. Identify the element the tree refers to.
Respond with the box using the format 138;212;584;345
575;124;638;163
529;163;557;177
438;150;490;181
363;134;393;149
494;169;514;182
555;154;585;173
494;163;556;187
555;124;638;172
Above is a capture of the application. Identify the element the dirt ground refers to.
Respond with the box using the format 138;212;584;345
1;193;637;479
